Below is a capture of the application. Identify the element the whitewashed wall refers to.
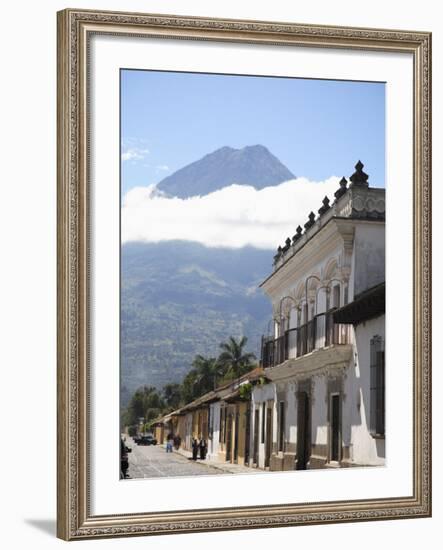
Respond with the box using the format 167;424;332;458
312;378;328;447
251;383;276;468
349;315;386;465
285;383;297;448
208;402;221;460
350;223;385;298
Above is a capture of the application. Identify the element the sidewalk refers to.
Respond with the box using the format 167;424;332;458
162;445;256;475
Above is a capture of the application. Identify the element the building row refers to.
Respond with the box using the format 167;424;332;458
154;162;386;471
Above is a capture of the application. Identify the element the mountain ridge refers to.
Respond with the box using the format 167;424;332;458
157;144;295;198
120;241;272;404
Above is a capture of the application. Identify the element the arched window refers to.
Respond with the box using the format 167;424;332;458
332;283;341;309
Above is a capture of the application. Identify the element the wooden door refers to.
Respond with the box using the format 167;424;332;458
225;410;233;462
265;406;272;468
330;394;341;462
296;392;311;470
253;409;259;466
244;404;251;465
233;408;239;463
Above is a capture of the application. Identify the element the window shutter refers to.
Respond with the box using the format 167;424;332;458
370;336;385;436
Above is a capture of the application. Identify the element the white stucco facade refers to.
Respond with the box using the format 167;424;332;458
208;401;221;460
254;171;386;471
159;169;386;473
250;382;276;469
350;314;386;465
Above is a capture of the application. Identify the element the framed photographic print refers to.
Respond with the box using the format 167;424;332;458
57;8;432;540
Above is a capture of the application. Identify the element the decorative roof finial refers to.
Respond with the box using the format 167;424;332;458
292;225;303;244
318;196;331;216
282;237;292;252
349;160;369;187
334;177;348;200
273;245;283;263
304;211;316;230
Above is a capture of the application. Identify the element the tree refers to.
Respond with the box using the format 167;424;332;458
192;355;222;394
124;385;165;427
218;336;257;380
122;336;258;427
181;355;223;403
181;368;200;404
162;383;183;410
128;425;137;437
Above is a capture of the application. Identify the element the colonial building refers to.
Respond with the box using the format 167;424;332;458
153;162;385;474
157;392;214;452
333;281;385;464
254;161;385;470
156;368;265;466
210;367;263;465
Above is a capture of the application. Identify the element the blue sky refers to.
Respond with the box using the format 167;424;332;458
121;69;385;196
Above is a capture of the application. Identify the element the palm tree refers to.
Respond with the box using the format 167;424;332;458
218;336;257;380
191;355;221;394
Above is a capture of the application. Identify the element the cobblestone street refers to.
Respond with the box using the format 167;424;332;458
126;437;228;479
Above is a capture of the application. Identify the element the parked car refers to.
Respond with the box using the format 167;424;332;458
133;434;142;444
139;434;157;446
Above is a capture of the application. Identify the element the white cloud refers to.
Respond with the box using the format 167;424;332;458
156;164;170;172
121;177;341;249
121;147;150;162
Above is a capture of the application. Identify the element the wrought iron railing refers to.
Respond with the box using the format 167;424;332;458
261;310;351;369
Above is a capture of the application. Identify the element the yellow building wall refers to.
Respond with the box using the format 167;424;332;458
200;409;209;440
192;411;199;439
236;402;248;465
154;425;164;444
217;405;228;461
218;402;250;465
218;404;236;463
177;416;186;442
191;408;209;440
170;417;179;436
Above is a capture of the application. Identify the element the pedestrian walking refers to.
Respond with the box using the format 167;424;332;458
192;438;199;460
166;432;174;453
173;434;181;450
199;437;207;460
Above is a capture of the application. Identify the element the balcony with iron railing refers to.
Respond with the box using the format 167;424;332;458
261;310;351;369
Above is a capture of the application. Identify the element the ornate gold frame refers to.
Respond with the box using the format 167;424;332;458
57;8;431;540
